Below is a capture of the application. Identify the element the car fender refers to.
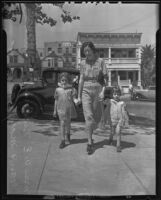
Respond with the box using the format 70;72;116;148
15;92;44;112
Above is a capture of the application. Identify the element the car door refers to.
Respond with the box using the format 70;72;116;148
34;71;58;113
148;87;155;100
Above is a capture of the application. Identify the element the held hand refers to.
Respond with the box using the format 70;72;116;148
74;97;82;105
99;92;104;100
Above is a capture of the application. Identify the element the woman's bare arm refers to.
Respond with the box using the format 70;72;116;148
78;73;84;100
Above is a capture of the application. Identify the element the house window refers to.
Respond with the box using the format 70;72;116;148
72;48;76;53
72;57;76;62
66;47;69;53
128;49;135;58
48;47;52;52
13;55;18;63
58;48;62;53
48;59;51;67
9;55;13;63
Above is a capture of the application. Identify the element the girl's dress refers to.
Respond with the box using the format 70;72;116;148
104;98;129;128
54;84;77;121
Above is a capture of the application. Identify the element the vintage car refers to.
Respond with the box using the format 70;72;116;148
131;85;156;101
9;67;114;120
9;68;82;119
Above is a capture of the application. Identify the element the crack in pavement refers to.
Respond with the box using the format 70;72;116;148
120;154;152;195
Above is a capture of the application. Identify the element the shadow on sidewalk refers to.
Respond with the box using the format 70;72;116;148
92;139;136;153
70;138;87;144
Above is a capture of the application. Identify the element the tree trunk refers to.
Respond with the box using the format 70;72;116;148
25;3;37;79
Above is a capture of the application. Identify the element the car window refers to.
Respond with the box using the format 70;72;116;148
44;71;56;84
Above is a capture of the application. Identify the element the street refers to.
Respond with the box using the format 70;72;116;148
7;96;156;195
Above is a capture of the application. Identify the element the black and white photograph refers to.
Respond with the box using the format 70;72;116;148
2;1;159;197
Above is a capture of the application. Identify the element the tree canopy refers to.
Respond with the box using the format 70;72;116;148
141;44;155;87
2;3;80;25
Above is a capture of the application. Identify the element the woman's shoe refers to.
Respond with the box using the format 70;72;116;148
87;144;93;155
59;141;65;149
66;134;71;145
116;146;122;152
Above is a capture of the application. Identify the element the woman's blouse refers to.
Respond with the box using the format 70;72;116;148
80;58;107;85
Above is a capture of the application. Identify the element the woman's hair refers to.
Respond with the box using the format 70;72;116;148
81;41;96;57
59;72;69;82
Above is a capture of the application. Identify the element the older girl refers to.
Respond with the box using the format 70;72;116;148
53;72;77;148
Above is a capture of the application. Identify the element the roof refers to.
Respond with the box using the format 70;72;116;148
7;49;26;60
77;32;142;37
77;32;142;45
42;51;63;60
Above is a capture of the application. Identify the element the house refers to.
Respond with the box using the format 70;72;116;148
7;49;28;80
41;51;64;69
76;32;142;93
44;41;77;68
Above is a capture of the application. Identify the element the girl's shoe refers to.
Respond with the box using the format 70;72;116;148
66;134;71;144
108;138;113;145
116;146;122;152
87;144;93;155
59;141;65;149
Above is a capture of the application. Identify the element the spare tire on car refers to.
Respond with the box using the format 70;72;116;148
11;84;21;104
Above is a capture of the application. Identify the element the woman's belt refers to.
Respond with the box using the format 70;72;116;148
84;77;97;83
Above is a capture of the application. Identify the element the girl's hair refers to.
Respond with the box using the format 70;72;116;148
113;87;121;96
59;72;69;82
81;41;96;57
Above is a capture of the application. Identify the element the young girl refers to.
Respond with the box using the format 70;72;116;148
104;87;129;152
53;72;77;149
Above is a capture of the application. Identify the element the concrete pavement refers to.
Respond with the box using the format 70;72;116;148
7;118;155;196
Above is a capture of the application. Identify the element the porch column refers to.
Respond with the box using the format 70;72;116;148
108;70;111;86
133;71;136;83
118;73;120;85
138;69;141;86
77;41;82;69
108;47;111;65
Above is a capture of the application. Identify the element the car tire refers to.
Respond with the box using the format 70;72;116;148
17;99;40;119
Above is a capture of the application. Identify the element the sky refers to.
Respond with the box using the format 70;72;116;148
3;2;159;50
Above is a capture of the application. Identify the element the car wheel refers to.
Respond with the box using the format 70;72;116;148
17;100;40;118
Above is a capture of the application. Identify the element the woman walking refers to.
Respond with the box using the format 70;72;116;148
77;42;108;155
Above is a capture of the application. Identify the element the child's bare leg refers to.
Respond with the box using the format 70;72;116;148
116;124;121;152
59;120;66;148
108;125;114;145
99;102;106;129
65;118;71;144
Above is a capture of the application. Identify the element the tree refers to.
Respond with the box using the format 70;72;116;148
141;44;155;87
2;3;80;79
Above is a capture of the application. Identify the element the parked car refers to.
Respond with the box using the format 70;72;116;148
9;67;114;120
131;85;155;101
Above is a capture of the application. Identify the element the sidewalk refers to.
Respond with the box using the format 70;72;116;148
7;119;155;196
